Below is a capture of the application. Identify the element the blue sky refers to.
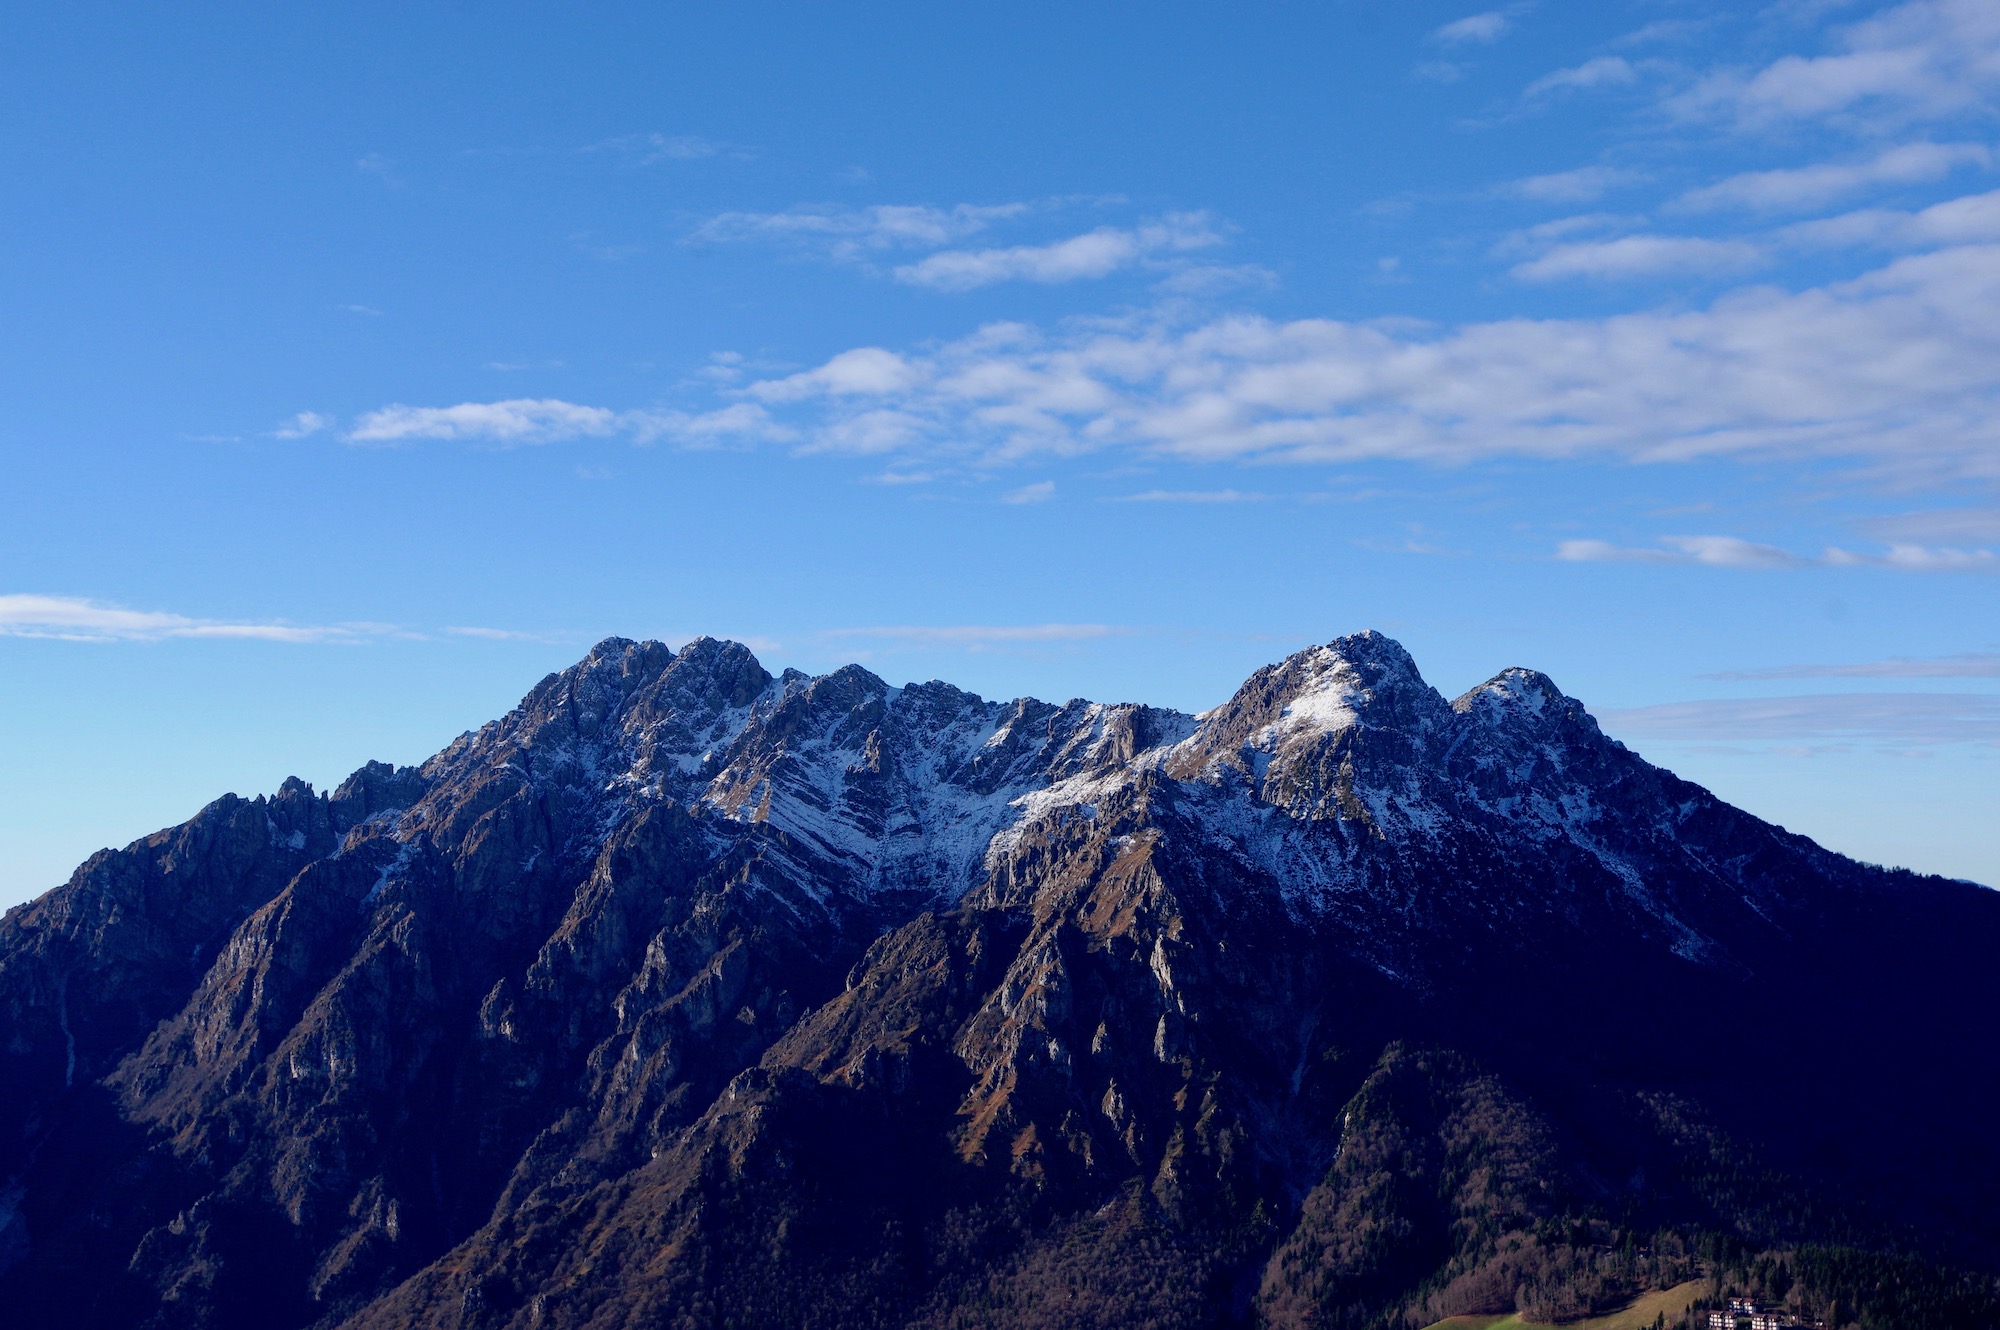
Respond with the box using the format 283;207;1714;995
4;0;1999;905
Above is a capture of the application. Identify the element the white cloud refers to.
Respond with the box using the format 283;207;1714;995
1001;480;1056;504
1510;234;1764;281
0;594;376;644
1612;19;1709;49
272;411;331;439
1679;141;1991;213
1600;693;2000;746
730;241;2000;480
1828;543;2000;570
1113;489;1269;503
348;399;619;446
1152;263;1278;296
337;398;792;449
631;403;798;447
444;626;572;643
1863;506;2000;541
1707;652;2000;679
1499;166;1649;204
1434;12;1509;45
1781;185;2000;249
893;215;1223;292
693;202;1233;290
1558;535;1806;568
1501;212;1638;247
693;202;1030;258
1526;57;1638;97
753;348;922;402
1674;0;2000;130
586;132;724;164
1557;536;1997;571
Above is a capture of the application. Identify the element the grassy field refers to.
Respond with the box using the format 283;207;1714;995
1420;1279;1708;1330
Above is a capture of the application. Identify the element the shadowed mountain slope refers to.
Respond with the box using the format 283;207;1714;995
2;633;1995;1329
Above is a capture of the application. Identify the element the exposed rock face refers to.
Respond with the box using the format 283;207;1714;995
1;633;1996;1329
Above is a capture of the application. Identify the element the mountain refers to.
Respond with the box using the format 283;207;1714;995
2;632;1997;1330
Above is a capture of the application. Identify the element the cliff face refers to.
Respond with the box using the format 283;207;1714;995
2;633;1995;1330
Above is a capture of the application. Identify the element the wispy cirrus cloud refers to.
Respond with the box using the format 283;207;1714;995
1111;489;1270;504
349;399;620;445
1001;480;1056;504
444;625;575;644
1863;507;2000;542
893;215;1223;292
1526;56;1638;98
1601;692;2000;747
1611;19;1709;50
1557;535;1998;571
1498;166;1650;204
1433;12;1511;46
694;201;1229;291
1780;185;2000;250
0;594;386;644
272;411;332;439
1706;652;2000;680
1558;536;1808;569
584;132;731;164
692;202;1031;258
1672;0;2000;131
339;399;791;448
1510;234;1764;281
1678;141;1991;213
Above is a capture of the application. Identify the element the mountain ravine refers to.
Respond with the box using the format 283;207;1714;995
2;632;1996;1330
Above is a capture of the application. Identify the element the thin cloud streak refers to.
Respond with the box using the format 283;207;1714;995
585;132;729;164
1601;692;2000;746
1512;234;1764;281
893;215;1222;291
1706;653;2000;679
1863;507;2000;542
1433;12;1510;46
1678;141;1991;214
1780;187;2000;251
339;399;793;448
444;626;576;644
1558;536;1998;571
349;399;619;445
1112;489;1270;503
0;594;382;644
691;202;1031;259
1526;57;1638;97
1498;166;1649;203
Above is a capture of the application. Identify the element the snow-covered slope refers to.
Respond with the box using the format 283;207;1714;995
340;630;1848;976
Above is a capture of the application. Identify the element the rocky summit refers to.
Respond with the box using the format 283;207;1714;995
2;633;1997;1330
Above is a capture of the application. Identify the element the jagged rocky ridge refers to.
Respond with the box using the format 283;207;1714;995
1;632;1996;1329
